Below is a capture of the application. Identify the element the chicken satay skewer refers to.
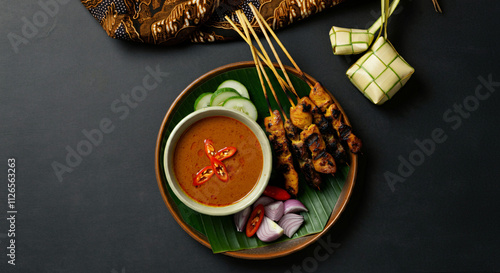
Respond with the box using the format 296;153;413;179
229;11;334;186
245;7;338;174
238;12;323;190
244;6;360;155
232;12;324;191
235;11;300;196
246;7;345;165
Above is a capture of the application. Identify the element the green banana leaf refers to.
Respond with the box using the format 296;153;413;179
159;65;350;253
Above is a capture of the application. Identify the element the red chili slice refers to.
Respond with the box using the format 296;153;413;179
204;139;216;159
215;147;237;161
211;157;228;182
263;185;291;201
193;166;214;186
245;204;265;237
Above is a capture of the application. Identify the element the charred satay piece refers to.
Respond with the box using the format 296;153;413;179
283;119;322;190
300;96;347;164
289;97;337;175
265;111;300;196
309;82;333;114
309;82;362;154
300;124;337;174
289;97;313;130
310;84;362;154
325;103;362;154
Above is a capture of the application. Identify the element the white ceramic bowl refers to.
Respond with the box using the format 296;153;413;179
163;107;272;216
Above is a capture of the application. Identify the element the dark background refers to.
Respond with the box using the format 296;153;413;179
1;0;499;272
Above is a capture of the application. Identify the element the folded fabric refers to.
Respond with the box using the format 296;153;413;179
81;0;344;45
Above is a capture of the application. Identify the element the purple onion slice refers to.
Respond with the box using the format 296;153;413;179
264;201;284;222
233;206;251;232
283;199;308;215
253;196;274;208
256;216;283;242
278;213;304;238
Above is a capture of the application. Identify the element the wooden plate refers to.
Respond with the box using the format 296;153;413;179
154;61;358;259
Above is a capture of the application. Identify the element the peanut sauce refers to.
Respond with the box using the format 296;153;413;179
173;116;263;207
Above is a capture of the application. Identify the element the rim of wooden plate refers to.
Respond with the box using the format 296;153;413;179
154;61;358;260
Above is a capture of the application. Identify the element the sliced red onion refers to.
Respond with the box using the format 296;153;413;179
264;201;284;222
233;206;251;232
283;199;308;215
256;216;283;242
253;196;274;208
278;213;304;238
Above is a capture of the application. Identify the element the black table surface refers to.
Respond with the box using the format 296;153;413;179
1;0;499;272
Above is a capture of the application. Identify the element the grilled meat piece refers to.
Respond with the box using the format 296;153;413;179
300;96;347;163
284;119;322;190
300;124;337;174
309;82;333;113
308;82;362;154
265;110;300;197
289;97;313;130
325;104;362;154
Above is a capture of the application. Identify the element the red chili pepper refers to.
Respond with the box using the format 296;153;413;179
263;185;291;201
246;204;265;237
194;140;236;185
215;146;237;161
193;166;214;186
211;157;228;182
204;139;216;159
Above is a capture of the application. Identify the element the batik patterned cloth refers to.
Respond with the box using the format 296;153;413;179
81;0;344;45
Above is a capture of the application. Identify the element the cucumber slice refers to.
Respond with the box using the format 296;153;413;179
210;88;241;106
222;97;258;121
217;80;250;99
194;92;213;111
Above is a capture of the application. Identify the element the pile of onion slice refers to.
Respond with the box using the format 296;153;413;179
233;193;308;242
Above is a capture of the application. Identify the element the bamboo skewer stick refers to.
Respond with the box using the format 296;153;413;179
233;14;273;116
236;12;301;196
432;0;442;13
248;4;298;96
223;17;271;71
236;11;288;117
229;9;299;104
231;11;296;107
248;3;313;89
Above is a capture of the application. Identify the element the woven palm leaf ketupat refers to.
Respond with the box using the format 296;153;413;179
80;0;344;45
335;0;416;105
329;0;441;55
346;37;414;105
329;27;374;56
329;0;399;55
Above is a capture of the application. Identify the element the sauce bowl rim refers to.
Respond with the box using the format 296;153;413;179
163;106;272;216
